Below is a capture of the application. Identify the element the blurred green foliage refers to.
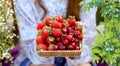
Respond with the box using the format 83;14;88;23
0;0;18;62
80;0;120;65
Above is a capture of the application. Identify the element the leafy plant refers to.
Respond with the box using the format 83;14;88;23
80;0;120;21
92;19;120;64
0;0;18;63
80;0;120;65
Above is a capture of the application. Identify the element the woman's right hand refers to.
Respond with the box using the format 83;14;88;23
30;63;55;66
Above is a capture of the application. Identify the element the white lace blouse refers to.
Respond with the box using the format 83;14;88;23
14;0;97;66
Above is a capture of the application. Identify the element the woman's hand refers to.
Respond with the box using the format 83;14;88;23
78;62;91;66
69;57;76;59
30;63;55;66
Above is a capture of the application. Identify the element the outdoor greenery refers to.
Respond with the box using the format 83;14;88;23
81;0;120;21
92;19;120;65
0;0;18;63
80;0;120;66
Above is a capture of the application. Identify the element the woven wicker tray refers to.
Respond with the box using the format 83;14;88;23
35;22;84;57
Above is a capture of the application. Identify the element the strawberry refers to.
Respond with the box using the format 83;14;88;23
36;36;44;45
74;30;80;37
45;38;51;45
62;34;67;39
62;28;67;34
57;42;63;46
51;20;62;28
52;28;61;37
59;45;66;50
53;45;59;50
67;27;73;33
45;36;55;44
71;37;75;42
67;17;76;27
62;20;69;27
71;42;76;48
76;46;80;50
48;44;54;50
63;39;69;46
56;15;63;23
68;45;74;50
36;21;45;30
79;34;83;40
75;39;79;43
55;37;61;42
39;44;48;50
45;16;52;26
41;28;49;39
66;35;73;41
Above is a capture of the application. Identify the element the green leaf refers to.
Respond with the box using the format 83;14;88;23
118;62;120;66
79;1;85;6
115;49;120;54
91;46;101;54
92;54;100;63
99;50;107;57
94;34;105;46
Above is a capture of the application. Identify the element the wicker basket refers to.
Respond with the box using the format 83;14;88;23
35;22;84;57
36;40;83;57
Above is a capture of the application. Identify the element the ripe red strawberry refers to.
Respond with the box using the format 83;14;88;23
36;36;44;45
42;29;49;39
56;15;63;23
74;30;80;37
67;18;76;27
45;16;52;26
36;21;45;30
79;34;83;40
68;45;74;50
45;38;51;45
57;42;63;46
62;34;67;39
59;45;66;50
67;27;73;33
39;44;48;50
45;36;55;44
48;44;54;50
71;37;75;42
69;32;73;36
55;37;61;42
52;28;61;37
53;45;59;50
75;39;79;43
63;39;69;46
62;20;69;27
66;35;73;41
51;20;62;28
62;28;67;34
76;46;80;50
71;42;76;48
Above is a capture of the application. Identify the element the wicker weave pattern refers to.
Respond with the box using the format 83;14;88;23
37;50;82;57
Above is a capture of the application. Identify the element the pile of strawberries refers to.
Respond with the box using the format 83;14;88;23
36;15;83;51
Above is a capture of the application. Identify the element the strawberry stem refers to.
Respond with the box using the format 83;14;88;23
69;16;75;19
